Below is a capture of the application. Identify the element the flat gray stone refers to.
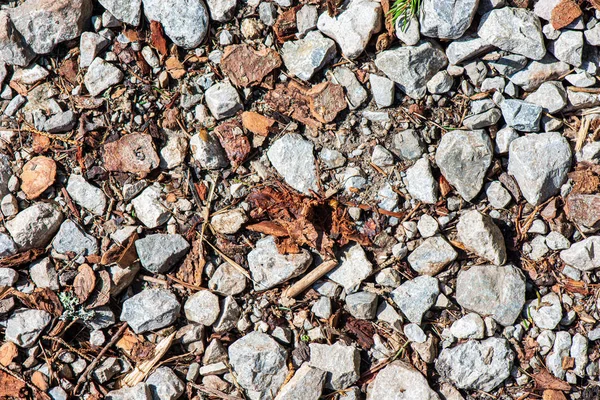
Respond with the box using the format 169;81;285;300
120;289;181;333
500;99;543;132
267;133;319;195
0;11;34;66
84;58;124;96
560;236;600;272
450;313;485;339
524;81;567;114
408;236;457;276
392;129;424;161
327;244;373;293
206;0;237;22
208;263;247;296
98;0;141;25
131;186;170;228
275;363;326;400
391;275;439;324
509;54;570;91
135;234;190;274
142;0;209;48
420;0;479;40
334;66;367;109
67;174;107;216
345;291;378;320
205;81;242;120
367;361;439;400
5;308;52;348
106;383;151;400
189;131;228;170
456;264;526;326
309;342;360;390
508;131;572;205
281;31;336;81
528;292;563;330
146;367;185;400
446;35;495;66
435;130;493;202
184;290;220;326
457;210;506;265
404;157;438;204
6;203;63;250
549;30;583;67
369;74;394;108
52;219;98;259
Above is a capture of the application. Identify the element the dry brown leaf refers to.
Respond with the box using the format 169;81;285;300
346;318;375;349
31;371;48;391
20;156;57;199
131;341;156;363
176;239;205;287
246;221;289;237
273;6;301;42
150;20;168;56
57;59;78;85
73;264;96;304
116;328;143;356
13;288;64;317
86;270;111;309
532;368;571;391
543;390;567;400
215;120;251;167
165;57;185;79
0;370;27;398
0;341;18;367
0;248;45;268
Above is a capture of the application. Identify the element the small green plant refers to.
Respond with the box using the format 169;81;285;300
58;291;96;322
300;334;310;343
388;0;422;32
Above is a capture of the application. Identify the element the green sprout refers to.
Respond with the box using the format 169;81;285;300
388;0;422;32
300;334;310;342
58;291;96;322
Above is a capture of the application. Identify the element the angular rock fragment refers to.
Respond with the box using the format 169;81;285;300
281;31;336;81
391;275;439;324
408;236;457;276
0;11;34;66
267;133;319;195
309;342;360;390
326;244;373;293
84;58;124;96
120;289;181;334
560;236;600;272
67;174;107;216
221;44;282;87
5;308;52;348
142;0;209;49
103;133;160;176
366;361;440;400
135;234;190;274
275;364;326;400
6;203;63;250
404;157;438;204
457;210;506;265
420;0;479;40
98;0;142;25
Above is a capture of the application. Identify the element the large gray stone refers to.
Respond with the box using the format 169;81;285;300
189;131;228;170
275;364;326;400
184;290;220;326
508;132;572;205
267;133;319;195
9;0;92;55
106;383;151;400
228;332;288;400
375;42;448;99
84;58;124;96
549;30;583;67
317;0;382;59
446;35;495;65
524;81;567;114
478;7;545;60
120;289;181;333
528;292;563;330
405;157;438;204
457;210;506;265
135;234;190;274
6;203;63;250
456;264;526;326
436;338;514;391
419;0;479;40
309;342;360;390
500;99;542;132
98;0;142;25
248;236;312;291
435;130;493;202
5;308;52;348
206;0;237;22
391;275;439;324
0;11;34;66
205;81;242;120
281;31;336;81
509;54;570;91
367;361;440;400
142;0;209;49
560;236;600;272
146;367;185;400
52;219;98;258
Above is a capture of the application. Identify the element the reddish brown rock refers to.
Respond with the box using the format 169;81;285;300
565;193;600;228
103;133;160;176
241;112;277;136
21;156;56;199
215;121;251;168
220;44;282;87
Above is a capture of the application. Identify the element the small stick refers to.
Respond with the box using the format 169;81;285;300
73;322;128;394
283;260;338;299
189;383;244;400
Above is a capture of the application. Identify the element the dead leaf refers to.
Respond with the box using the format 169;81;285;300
57;59;78;85
241;111;277;136
30;371;48;391
346;318;375;349
176;239;205;287
150;20;168;56
116;328;143;356
544;390;567;400
165;56;185;79
246;221;289;237
561;356;574;371
273;6;302;43
20;156;57;199
86;270;111;309
551;0;582;30
0;249;45;268
0;342;18;367
0;370;27;398
220;45;282;87
532;368;571;391
439;175;452;198
103;133;160;176
73;264;96;304
215;121;251;167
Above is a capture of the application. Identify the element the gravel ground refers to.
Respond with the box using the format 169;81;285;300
0;0;600;399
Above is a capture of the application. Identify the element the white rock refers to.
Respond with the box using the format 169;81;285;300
267;133;319;195
67;174;107;216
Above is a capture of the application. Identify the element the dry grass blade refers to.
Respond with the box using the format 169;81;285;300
119;331;176;388
203;238;253;282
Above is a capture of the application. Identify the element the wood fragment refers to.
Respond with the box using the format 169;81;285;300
119;331;176;387
283;260;338;299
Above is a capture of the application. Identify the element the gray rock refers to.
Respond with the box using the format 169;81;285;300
446;35;495;66
189;131;228;170
427;71;453;94
369;74;394;108
546;231;570;251
494;127;519;155
456;264;526;326
93;357;121;383
457;210;506;265
478;7;545;60
206;0;236;22
0;232;17;258
391;275;439;324
159;131;188;169
106;383;151;400
486;181;512;209
248;236;312;291
392;129;424;160
534;0;560;20
146;367;185;400
4;95;27;117
44;110;77;133
463;108;502;129
367;361;440;400
135;234;190;274
375;42;448;99
210;209;247;234
9;0;92;55
30;257;59;290
419;0;478;40
508;132;572;205
371;145;394;167
213;296;240;333
525;81;567;114
0;268;18;286
142;0;209;48
500;99;542;132
560;236;600;271
259;2;277;26
184;290;220;326
0;153;10;199
267;133;319;195
131;186;170;228
208;263;247;296
450;313;485;339
120;289;181;333
327;244;373;293
0;11;34;66
67;174;107;216
296;5;319;36
435;130;493;202
79;32;110;68
417;214;439;238
408;236;457;276
48;387;69;400
281;31;336;81
549;30;583;67
528;292;563;330
312;296;332;319
5;308;52;348
565;70;596;88
229;332;288;400
509;54;570;91
436;338;514;391
395;15;420;46
566;86;600;110
205;81;242;120
317;0;382;59
309;342;360;390
6;203;63;250
345;291;378;320
98;0;141;25
334;67;367;109
275;363;326;400
84;58;124;96
376;302;403;331
546;331;571;379
404;323;427;343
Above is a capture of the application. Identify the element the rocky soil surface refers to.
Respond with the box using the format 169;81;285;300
0;0;600;399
